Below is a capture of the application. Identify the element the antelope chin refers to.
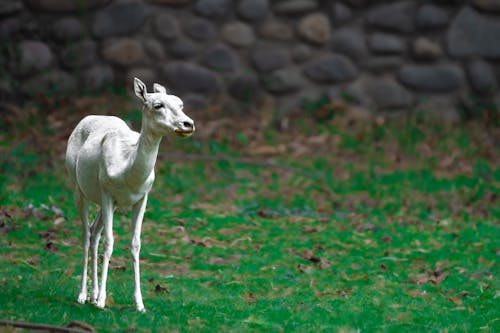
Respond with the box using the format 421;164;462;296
174;129;194;138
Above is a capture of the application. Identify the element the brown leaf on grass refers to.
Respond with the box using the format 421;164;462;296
26;255;39;267
256;207;280;219
381;235;392;243
245;292;257;304
186;237;212;248
182;236;227;249
230;237;251;247
416;142;433;158
357;223;376;232
302;249;320;263
190;202;236;214
409;262;449;285
309;278;336;297
438;153;457;169
247;143;286;156
301;225;325;234
218;225;255;236
39;230;57;240
341;271;368;282
209;254;241;265
307;133;330;145
45;241;58;252
289;142;311;157
301;250;331;269
154;284;169;293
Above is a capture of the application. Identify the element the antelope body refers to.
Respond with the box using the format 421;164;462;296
65;78;194;311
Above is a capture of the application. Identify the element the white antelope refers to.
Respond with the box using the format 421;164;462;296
65;78;194;312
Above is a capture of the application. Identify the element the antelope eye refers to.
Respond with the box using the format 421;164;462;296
154;104;163;110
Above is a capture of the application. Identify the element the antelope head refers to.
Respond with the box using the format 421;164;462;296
134;77;195;138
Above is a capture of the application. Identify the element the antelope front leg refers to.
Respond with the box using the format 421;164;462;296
76;190;90;304
131;194;148;312
89;210;103;304
96;194;114;309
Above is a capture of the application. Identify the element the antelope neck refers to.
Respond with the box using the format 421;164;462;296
125;111;162;188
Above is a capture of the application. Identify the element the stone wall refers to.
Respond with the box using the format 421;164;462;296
1;0;499;119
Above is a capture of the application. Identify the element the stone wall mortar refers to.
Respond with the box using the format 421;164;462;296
1;0;499;118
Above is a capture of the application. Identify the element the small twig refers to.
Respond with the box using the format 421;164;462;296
0;319;93;333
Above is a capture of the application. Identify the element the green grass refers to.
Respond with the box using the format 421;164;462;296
0;103;499;332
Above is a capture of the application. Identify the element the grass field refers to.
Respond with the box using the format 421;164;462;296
0;95;499;332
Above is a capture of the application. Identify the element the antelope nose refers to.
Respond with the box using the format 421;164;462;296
183;121;194;131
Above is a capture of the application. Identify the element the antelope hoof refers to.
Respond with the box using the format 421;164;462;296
91;291;99;304
96;298;106;309
77;293;87;304
137;305;146;313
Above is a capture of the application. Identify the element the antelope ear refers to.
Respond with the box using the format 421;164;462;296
134;77;147;103
153;83;167;94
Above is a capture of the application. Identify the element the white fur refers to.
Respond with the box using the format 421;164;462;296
66;78;194;312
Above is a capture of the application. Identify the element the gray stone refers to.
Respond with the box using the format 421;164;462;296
169;39;199;59
467;59;497;94
92;1;147;38
363;56;403;73
126;67;157;87
292;44;312;63
0;1;23;16
251;44;290;72
273;0;317;14
61;40;97;69
398;64;465;92
82;64;114;91
18;40;53;76
162;61;223;94
154;13;179;40
146;0;191;5
369;33;406;54
228;72;260;102
203;43;238;72
237;0;268;21
194;0;231;18
345;0;368;7
0;18;21;38
22;70;76;96
297;12;330;45
102;38;145;66
367;1;416;33
304;54;358;83
415;5;450;29
182;93;209;110
473;0;500;12
222;22;255;48
143;39;166;60
412;37;443;60
0;78;13;98
263;68;303;94
332;3;352;23
346;75;414;110
258;21;293;41
447;7;500;59
184;17;216;41
24;0;109;12
51;17;85;42
331;28;367;61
